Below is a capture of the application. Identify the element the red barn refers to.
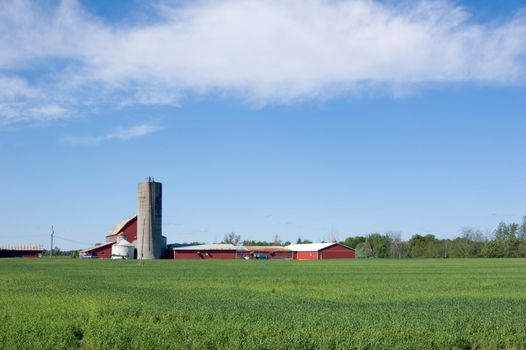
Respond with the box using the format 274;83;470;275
105;216;137;244
80;216;139;259
173;244;248;259
79;242;114;259
286;243;355;260
0;244;43;258
245;246;293;260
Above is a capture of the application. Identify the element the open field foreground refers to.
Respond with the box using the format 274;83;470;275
1;259;525;349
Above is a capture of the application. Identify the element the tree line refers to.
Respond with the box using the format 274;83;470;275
221;217;526;258
341;217;526;258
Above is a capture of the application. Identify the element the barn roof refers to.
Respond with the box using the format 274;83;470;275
245;246;290;252
174;244;248;251
105;216;136;237
0;244;43;251
80;241;114;252
285;242;338;252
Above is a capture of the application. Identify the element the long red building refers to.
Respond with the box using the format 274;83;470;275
173;244;248;259
0;244;43;258
173;242;355;260
286;243;356;260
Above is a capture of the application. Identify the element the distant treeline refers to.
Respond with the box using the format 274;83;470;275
341;217;526;258
224;217;526;258
42;248;79;258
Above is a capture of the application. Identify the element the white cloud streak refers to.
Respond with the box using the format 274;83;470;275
0;0;525;126
62;123;161;144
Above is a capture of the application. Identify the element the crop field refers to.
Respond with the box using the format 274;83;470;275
0;259;525;350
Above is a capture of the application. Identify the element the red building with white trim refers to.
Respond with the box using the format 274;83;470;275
172;242;355;260
286;243;355;260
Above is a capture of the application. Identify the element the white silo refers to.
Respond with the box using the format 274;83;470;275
136;177;162;259
111;237;135;260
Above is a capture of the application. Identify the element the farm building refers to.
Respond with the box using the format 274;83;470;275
245;246;293;259
286;243;355;260
172;242;355;260
79;241;114;259
173;244;248;259
0;244;43;258
105;216;137;243
80;178;167;259
80;216;138;259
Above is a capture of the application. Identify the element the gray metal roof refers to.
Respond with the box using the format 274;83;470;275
173;243;248;251
105;216;136;237
80;241;115;252
0;244;43;251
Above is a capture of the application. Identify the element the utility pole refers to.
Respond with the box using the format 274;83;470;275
50;225;54;257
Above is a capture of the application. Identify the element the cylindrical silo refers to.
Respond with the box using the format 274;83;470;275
111;237;135;259
136;177;162;259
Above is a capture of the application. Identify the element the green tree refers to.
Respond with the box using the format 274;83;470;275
342;236;366;249
494;222;520;257
367;233;391;258
409;234;439;258
481;240;505;258
519;217;526;239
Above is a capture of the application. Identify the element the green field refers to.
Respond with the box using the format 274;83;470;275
1;259;525;349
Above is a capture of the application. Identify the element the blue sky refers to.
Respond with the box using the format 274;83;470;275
0;0;525;249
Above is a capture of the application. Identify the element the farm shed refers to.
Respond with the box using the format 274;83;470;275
105;216;138;244
0;244;43;258
80;242;114;259
245;246;293;260
173;244;248;259
286;243;355;260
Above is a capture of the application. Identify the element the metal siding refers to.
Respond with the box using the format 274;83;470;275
296;251;318;260
318;243;355;259
121;217;138;243
173;250;238;259
90;244;114;259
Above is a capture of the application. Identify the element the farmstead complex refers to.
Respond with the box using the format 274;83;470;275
77;179;355;261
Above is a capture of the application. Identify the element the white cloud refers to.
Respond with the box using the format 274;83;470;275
0;0;525;125
62;123;161;144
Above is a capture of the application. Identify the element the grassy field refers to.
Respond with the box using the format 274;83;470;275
0;258;525;349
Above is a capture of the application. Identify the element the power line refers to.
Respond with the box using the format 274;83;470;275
53;235;92;246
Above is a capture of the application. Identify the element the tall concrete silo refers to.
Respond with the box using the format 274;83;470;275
137;177;162;259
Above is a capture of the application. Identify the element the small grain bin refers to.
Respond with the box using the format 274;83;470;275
111;237;135;259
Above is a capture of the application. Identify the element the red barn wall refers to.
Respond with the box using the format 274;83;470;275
319;244;355;259
270;251;293;259
173;250;238;259
121;218;138;242
90;244;113;259
0;250;42;258
295;251;318;260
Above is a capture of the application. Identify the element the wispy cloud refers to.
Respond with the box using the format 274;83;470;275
1;0;525;126
62;123;161;144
